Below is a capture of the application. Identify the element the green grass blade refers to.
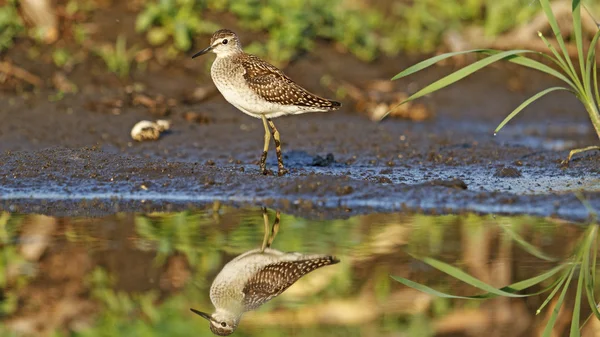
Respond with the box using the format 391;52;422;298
495;87;572;135
391;49;490;80
481;51;575;88
508;264;568;292
538;32;575;79
421;257;532;297
585;30;600;100
583;226;600;319
381;50;535;120
570;265;584;337
537;270;568;314
392;263;566;299
542;267;576;337
594;61;600;106
501;225;558;261
392;49;575;89
539;0;578;80
390;276;481;299
398;50;531;100
572;0;585;78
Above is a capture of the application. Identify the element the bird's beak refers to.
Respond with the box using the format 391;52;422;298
192;45;213;58
190;308;213;321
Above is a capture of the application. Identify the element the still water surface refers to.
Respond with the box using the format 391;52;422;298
0;206;598;337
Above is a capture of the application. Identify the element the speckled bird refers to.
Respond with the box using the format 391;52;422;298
190;248;339;335
192;29;341;176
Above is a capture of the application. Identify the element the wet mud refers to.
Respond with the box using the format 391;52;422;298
0;45;599;220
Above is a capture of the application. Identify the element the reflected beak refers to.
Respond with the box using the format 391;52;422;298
190;308;213;321
192;45;213;58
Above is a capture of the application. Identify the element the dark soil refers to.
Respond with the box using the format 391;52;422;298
0;11;599;221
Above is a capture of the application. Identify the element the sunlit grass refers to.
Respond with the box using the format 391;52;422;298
94;35;138;78
392;198;599;337
383;0;600;163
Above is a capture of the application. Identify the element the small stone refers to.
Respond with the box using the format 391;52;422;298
494;166;522;178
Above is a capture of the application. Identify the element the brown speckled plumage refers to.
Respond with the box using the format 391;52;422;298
242;256;339;310
239;54;341;109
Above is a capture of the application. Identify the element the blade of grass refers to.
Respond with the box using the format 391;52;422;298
594;61;600;106
392;49;573;88
495;87;573;135
507;264;569;292
570;263;584;337
421;256;534;297
537;32;578;87
391;49;491;80
500;225;558;261
382;50;537;120
537;268;570;315
539;0;578;81
481;51;575;89
390;276;480;299
387;50;533;110
391;263;567;299
542;266;576;337
582;226;600;319
592;228;597;286
584;30;600;99
572;0;585;79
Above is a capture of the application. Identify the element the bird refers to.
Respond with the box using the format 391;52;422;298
190;248;339;335
192;29;341;176
190;207;339;336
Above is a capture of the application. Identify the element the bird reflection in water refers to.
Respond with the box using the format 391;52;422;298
190;207;340;335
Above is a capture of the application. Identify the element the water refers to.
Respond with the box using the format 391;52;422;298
0;206;598;337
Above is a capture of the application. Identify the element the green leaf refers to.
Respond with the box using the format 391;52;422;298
391;49;490;80
420;257;532;297
508;264;567;292
539;0;578;80
582;226;600;320
500;225;558;261
584;29;600;99
382;50;534;120
570;264;584;337
391;263;567;300
495;87;572;135
594;60;600;107
542;267;576;337
538;269;569;315
537;31;574;80
393;49;575;88
480;50;575;88
572;0;585;79
391;276;484;299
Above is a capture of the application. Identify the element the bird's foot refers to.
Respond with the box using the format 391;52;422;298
262;168;275;176
277;167;289;176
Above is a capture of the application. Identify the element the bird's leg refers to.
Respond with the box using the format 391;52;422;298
261;207;270;252
266;210;280;248
267;119;288;176
260;115;271;175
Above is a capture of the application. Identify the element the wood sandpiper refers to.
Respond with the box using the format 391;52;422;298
192;29;341;176
190;207;339;335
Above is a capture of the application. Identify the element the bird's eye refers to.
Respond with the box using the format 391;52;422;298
222;39;228;45
220;322;227;327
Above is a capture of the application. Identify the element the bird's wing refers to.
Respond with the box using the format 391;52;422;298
242;256;338;310
240;54;340;110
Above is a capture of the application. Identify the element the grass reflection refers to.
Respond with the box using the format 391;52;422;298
0;208;597;336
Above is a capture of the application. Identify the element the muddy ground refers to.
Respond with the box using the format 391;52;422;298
0;24;599;220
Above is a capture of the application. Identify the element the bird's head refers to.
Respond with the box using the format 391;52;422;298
190;308;239;336
192;29;242;58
